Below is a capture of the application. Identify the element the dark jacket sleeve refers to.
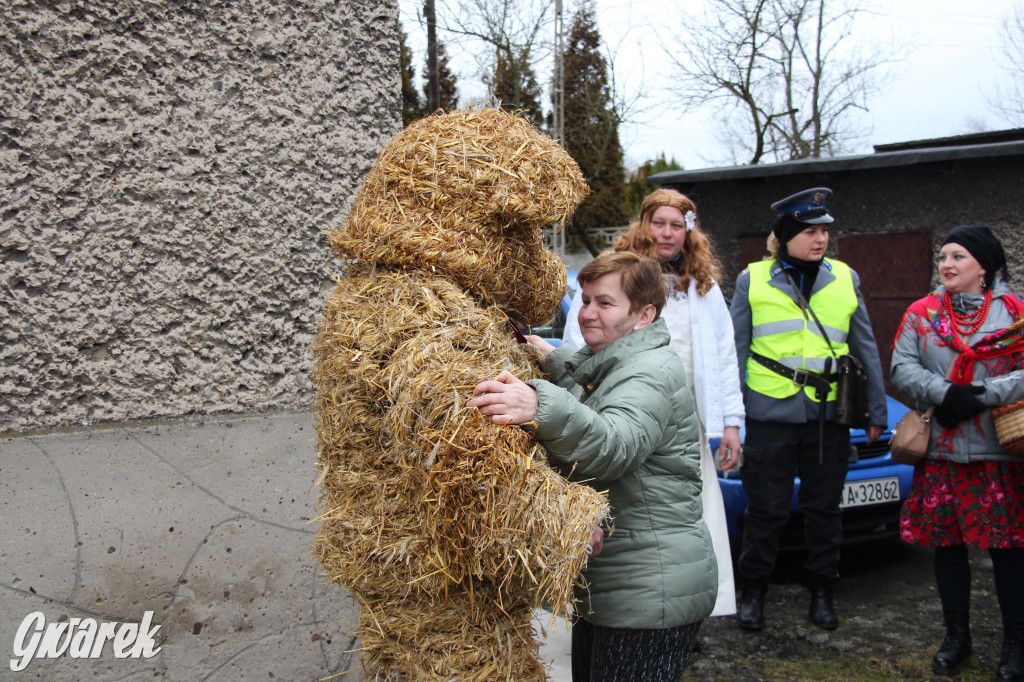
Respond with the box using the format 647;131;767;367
847;269;887;426
731;268;753;390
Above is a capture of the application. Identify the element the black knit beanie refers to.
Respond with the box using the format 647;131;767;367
941;225;1008;288
771;214;807;247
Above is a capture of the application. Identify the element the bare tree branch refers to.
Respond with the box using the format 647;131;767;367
434;0;553;109
991;2;1024;126
664;0;900;164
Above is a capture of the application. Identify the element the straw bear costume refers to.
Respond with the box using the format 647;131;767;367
312;109;608;680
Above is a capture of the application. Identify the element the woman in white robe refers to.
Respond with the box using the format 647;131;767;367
563;189;744;617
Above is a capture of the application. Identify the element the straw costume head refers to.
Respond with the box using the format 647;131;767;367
312;109;607;680
331;107;587;325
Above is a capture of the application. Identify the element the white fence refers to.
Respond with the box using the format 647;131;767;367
543;225;629;256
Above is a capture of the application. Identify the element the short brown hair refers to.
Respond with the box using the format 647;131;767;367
577;252;666;317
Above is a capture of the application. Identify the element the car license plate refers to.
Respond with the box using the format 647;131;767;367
840;477;900;508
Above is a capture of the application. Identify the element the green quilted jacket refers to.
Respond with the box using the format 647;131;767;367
529;318;717;629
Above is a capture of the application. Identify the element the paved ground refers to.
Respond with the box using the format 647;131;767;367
15;408;1002;681
680;540;1010;682
0;411;573;680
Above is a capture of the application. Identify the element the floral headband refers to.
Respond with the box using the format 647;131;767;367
684;210;696;232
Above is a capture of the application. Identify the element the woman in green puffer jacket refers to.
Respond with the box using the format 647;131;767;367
470;252;717;682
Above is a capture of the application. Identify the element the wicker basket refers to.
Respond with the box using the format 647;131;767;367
993;400;1024;456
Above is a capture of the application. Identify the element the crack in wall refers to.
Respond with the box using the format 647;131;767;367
128;431;313;534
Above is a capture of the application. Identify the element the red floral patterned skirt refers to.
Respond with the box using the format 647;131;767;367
900;459;1024;548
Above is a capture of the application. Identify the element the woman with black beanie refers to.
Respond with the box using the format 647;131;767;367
892;225;1024;679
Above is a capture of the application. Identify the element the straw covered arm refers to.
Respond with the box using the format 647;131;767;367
381;327;608;605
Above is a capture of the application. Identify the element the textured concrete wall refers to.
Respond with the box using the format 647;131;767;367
1;0;401;432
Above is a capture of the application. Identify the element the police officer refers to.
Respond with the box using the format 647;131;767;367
731;188;887;631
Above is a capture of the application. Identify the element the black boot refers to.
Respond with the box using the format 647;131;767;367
738;584;766;631
931;610;971;676
808;585;838;630
996;620;1024;681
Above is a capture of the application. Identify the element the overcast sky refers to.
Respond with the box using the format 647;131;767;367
399;0;1022;170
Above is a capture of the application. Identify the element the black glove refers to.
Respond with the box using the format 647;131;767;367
934;383;986;429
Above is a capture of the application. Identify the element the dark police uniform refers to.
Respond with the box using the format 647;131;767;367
731;188;887;631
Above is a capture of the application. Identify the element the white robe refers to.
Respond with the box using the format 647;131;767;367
564;277;745;616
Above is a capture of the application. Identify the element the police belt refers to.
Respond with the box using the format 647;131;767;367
751;352;833;401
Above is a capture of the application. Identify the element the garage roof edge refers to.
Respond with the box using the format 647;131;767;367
646;140;1024;185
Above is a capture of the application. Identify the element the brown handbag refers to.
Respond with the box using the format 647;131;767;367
890;363;955;465
890;406;935;465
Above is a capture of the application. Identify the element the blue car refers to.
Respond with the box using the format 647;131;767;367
713;395;913;550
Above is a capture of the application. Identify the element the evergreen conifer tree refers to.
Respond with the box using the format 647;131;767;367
400;28;424;125
488;50;546;128
625;153;684;218
423;40;459;113
562;0;629;250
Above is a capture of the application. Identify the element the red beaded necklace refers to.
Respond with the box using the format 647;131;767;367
942;288;992;338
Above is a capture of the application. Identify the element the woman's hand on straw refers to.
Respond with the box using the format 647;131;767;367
525;334;556;357
469;370;538;425
587;526;604;559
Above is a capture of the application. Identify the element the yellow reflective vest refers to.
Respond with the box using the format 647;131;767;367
745;259;859;402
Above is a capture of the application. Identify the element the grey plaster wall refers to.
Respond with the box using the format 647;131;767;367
1;0;401;432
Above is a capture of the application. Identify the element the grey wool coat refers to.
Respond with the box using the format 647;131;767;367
528;318;718;629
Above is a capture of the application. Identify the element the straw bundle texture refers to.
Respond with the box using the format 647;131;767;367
354;589;546;681
312;109;606;680
329;108;588;326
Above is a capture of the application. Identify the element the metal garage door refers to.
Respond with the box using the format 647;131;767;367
839;232;933;402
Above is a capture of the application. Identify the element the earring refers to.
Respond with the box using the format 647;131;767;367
633;325;639;331
981;274;987;289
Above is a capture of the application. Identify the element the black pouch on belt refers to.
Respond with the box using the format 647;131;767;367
780;269;871;431
834;354;869;429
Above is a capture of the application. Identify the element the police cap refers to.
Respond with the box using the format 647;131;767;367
770;187;834;225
